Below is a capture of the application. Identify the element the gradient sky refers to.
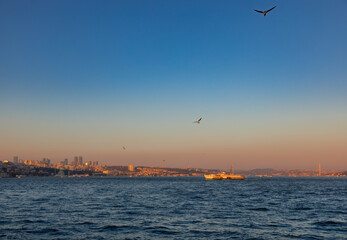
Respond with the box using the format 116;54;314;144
1;0;346;170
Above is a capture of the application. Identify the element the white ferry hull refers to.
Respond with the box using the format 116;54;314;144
204;173;245;180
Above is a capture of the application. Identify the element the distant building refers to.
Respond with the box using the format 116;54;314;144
128;165;135;171
61;158;69;166
78;156;83;166
74;156;78;166
91;161;99;166
41;158;50;166
13;156;19;164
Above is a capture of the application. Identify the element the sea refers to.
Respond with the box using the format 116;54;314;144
0;177;346;240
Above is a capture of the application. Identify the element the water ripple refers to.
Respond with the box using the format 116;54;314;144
0;177;346;239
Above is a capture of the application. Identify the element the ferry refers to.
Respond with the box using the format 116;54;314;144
204;165;245;180
204;172;245;180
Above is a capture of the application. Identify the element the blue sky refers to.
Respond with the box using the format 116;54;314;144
1;0;346;169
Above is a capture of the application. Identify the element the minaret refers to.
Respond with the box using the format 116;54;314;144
318;163;321;176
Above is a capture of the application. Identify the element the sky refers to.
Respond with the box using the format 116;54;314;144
1;0;346;170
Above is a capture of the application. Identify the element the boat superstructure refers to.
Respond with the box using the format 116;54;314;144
204;172;245;180
204;165;245;180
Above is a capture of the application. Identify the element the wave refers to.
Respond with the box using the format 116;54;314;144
248;207;269;211
26;228;59;234
101;225;139;231
314;220;346;227
293;207;312;211
145;226;179;235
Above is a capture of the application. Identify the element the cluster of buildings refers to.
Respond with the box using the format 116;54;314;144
57;156;100;170
102;165;211;177
13;156;52;167
3;156;215;177
11;156;100;171
1;157;346;178
238;166;347;177
0;158;214;178
0;160;58;178
0;156;104;178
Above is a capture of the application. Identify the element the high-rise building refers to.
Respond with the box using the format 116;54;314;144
78;156;83;166
64;158;68;166
74;156;78;166
13;156;19;164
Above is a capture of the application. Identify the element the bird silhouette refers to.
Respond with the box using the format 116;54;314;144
193;117;202;124
254;6;276;16
123;146;126;150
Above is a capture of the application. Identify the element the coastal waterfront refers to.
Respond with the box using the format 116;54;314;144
1;177;346;239
1;160;346;178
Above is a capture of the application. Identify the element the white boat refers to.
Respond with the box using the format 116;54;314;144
204;173;223;180
204;171;245;180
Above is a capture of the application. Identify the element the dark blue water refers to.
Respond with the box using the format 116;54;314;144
0;177;346;239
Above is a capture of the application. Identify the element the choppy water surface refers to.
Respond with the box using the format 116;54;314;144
0;177;346;239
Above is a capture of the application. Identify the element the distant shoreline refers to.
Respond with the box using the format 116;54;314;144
4;175;347;179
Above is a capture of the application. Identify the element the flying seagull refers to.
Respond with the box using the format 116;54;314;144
254;6;276;16
193;117;202;124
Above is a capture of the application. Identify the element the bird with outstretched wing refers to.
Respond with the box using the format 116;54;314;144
254;6;276;16
193;117;202;124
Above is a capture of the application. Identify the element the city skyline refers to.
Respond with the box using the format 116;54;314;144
1;0;346;170
2;155;345;171
2;156;347;178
